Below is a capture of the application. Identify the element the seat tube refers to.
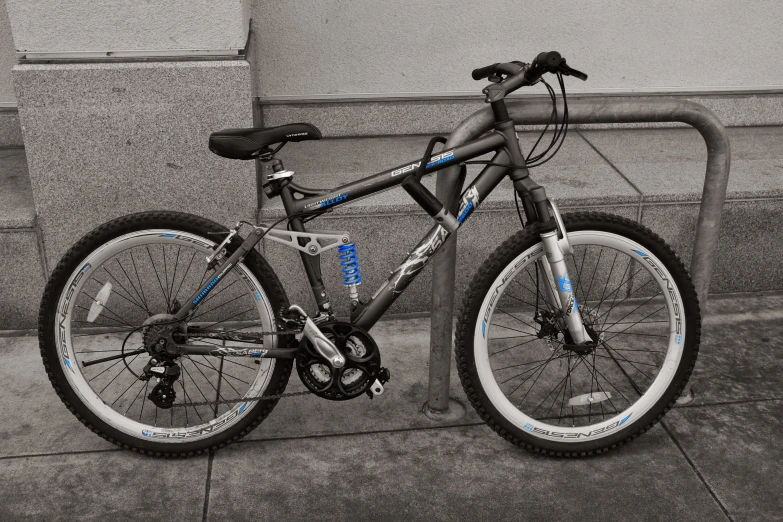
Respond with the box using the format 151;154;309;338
539;230;589;344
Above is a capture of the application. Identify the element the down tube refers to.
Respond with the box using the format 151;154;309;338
353;155;510;330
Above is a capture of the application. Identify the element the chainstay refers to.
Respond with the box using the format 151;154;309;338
174;326;310;408
171;389;312;408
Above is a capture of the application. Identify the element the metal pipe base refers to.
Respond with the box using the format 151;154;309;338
422;398;466;422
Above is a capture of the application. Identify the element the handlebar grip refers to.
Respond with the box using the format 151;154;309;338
472;63;499;81
532;51;563;70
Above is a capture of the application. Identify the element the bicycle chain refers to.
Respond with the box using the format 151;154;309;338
171;326;313;408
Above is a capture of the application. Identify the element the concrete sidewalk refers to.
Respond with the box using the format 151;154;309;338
0;292;781;521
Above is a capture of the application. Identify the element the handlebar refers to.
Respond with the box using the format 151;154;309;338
471;51;587;102
471;62;524;81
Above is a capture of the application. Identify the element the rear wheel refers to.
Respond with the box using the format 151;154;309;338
456;212;701;456
39;211;292;457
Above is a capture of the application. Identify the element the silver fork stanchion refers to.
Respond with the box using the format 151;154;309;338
426;97;731;415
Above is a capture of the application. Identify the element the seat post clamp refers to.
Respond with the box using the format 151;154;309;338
268;170;294;180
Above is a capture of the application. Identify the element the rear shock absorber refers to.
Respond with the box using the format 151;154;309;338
338;243;361;305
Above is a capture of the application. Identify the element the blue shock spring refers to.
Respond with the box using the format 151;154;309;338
337;244;361;286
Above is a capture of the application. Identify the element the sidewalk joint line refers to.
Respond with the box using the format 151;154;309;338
202;451;215;522
0;447;121;461
674;396;781;409
236;421;486;445
577;131;645;198
660;420;735;522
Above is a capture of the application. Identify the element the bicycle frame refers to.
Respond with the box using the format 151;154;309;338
173;103;589;355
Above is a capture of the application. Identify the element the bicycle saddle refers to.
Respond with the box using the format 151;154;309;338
209;123;322;160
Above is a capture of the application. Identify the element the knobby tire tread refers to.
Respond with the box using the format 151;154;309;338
38;211;292;458
454;212;701;457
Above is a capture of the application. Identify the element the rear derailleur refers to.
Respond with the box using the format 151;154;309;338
139;314;185;409
140;358;181;409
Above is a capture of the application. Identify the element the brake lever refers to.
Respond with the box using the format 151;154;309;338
556;57;587;81
560;65;588;81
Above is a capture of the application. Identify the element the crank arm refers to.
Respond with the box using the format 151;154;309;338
81;348;147;368
176;344;298;359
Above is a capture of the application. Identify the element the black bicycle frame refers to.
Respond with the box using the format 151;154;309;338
173;107;556;343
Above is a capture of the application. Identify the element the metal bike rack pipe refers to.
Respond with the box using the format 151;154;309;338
426;97;731;414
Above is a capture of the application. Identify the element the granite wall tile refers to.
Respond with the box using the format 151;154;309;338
14;61;257;269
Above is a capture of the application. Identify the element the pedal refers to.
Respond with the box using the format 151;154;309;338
278;307;306;331
366;367;390;400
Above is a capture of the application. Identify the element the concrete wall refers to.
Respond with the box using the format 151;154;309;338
5;0;249;54
0;0;16;104
14;60;257;269
252;0;783;98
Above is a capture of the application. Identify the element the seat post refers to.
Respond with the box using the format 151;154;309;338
280;186;334;318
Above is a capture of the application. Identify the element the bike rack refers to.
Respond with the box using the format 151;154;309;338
426;98;731;416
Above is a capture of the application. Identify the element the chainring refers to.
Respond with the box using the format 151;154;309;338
296;321;381;401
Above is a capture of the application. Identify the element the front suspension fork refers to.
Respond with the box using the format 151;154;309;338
539;229;590;345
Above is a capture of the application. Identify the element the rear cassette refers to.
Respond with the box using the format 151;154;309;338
296;321;381;401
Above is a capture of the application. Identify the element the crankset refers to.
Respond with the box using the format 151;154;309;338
296;320;389;401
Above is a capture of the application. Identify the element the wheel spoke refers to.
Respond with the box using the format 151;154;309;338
112;372;144;407
114;258;152;316
99;354;141;394
494;308;539;332
602;304;667;344
601;341;657;382
146;245;171;309
191;286;246;321
488;322;535;336
584;246;604;302
124;379;147;415
129;251;151;313
579;355;628;412
533;355;585;418
594;256;632;320
490;336;545;357
186;356;251;386
171;252;197;304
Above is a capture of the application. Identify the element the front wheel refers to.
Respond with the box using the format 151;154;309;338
456;212;701;456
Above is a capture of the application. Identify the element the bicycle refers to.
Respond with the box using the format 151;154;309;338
38;51;700;457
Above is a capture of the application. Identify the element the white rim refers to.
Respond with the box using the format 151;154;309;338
55;229;277;443
474;231;685;442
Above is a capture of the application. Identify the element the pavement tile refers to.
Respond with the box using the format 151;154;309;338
665;400;783;522
0;335;116;457
209;424;725;522
579;127;783;202
0;451;208;521
687;295;783;405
